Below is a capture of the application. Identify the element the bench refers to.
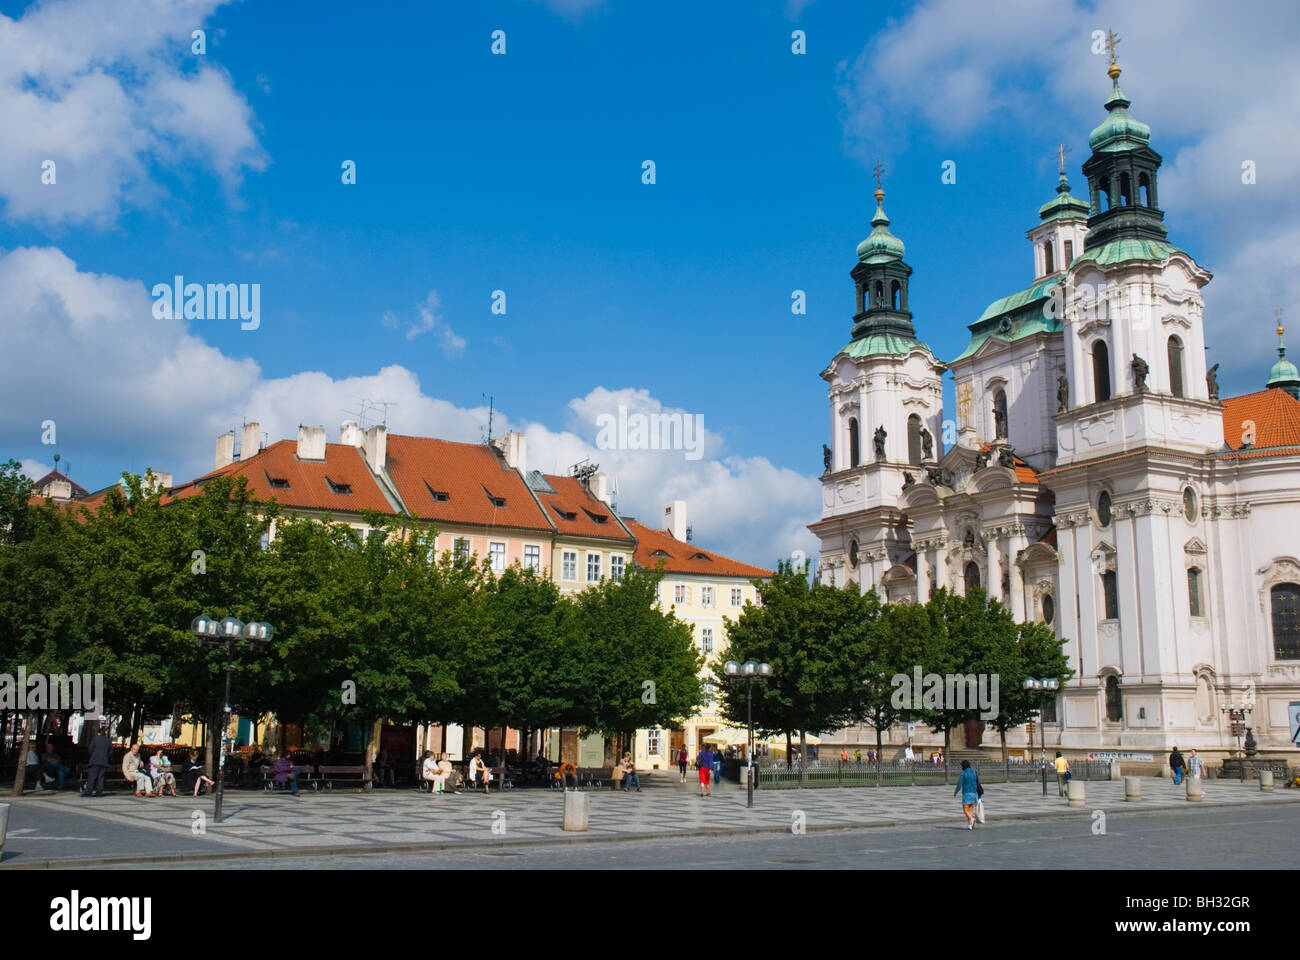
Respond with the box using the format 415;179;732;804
315;764;370;791
261;767;316;792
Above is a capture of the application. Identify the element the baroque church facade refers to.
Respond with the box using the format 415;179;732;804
810;52;1300;757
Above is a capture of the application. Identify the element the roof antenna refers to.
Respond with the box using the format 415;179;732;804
481;394;495;444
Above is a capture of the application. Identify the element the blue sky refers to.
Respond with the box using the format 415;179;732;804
3;0;1298;564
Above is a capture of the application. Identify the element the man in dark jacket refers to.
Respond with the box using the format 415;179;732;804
85;725;112;796
1169;746;1186;786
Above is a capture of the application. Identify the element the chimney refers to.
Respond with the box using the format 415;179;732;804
364;424;387;473
47;478;72;501
215;432;235;469
591;472;612;506
663;500;687;540
340;420;363;448
498;430;526;475
297;424;326;461
240;421;261;461
145;470;173;494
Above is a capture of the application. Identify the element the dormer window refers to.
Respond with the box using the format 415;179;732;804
265;471;290;490
650;549;670;558
424;481;450;502
483;487;506;508
326;477;352;495
582;508;608;524
552;505;577;521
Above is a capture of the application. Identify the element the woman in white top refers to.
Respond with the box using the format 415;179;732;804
421;751;438;793
150;753;178;796
469;752;491;792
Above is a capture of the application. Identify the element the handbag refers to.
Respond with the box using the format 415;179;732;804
975;777;984;798
1064;770;1072;781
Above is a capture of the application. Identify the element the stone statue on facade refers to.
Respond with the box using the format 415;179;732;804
1206;363;1220;400
1057;375;1069;413
1131;353;1149;392
823;443;832;473
997;446;1016;469
873;425;887;460
920;426;933;460
902;471;915;489
992;402;1007;439
975;450;991;471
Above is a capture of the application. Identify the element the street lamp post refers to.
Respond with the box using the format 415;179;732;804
1022;677;1060;797
724;659;772;809
1220;700;1253;781
191;614;274;823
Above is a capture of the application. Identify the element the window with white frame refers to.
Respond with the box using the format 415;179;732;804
562;550;577;580
730;586;743;607
489;542;506;573
647;728;661;756
587;552;601;582
701;627;713;654
523;544;540;571
610;555;625;581
674;583;687;604
454;538;470;565
259;531;270;551
701;585;714;607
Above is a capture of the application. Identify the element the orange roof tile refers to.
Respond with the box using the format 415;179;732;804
167;440;394;514
624;519;771;579
385;435;553;532
537;475;634;543
976;443;1039;484
1219;388;1300;458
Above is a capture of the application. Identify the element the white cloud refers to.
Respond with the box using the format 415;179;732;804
19;458;53;481
383;289;466;356
836;0;1300;388
0;246;813;565
0;0;266;226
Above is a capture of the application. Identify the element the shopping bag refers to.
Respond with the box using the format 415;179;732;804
975;799;985;824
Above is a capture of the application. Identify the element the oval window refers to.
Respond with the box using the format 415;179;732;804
848;540;859;569
1182;487;1198;523
1042;594;1055;625
1097;491;1112;528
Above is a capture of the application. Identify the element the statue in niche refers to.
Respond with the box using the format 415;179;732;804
873;425;887;461
997;446;1016;469
920;426;934;460
1206;363;1220;400
992;402;1007;440
823;444;832;473
1131;353;1149;392
902;472;915;489
1057;375;1069;413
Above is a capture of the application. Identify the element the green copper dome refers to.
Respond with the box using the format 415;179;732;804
856;190;906;263
1039;171;1090;222
1268;321;1300;393
1088;70;1151;153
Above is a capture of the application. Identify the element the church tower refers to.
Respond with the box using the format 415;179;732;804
1266;312;1300;398
810;171;945;594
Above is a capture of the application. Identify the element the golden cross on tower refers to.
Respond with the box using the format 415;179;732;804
1057;143;1070;174
1105;29;1121;66
873;161;884;191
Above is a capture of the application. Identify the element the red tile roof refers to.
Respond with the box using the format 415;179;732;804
623;519;771;579
978;443;1039;484
537;475;634;543
167;440;394;514
32;470;90;498
1219;388;1300;459
384;435;553;532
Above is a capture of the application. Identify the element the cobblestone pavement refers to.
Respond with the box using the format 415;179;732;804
3;773;1297;867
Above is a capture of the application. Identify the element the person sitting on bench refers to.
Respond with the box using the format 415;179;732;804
468;751;492;792
186;751;214;796
122;744;154;797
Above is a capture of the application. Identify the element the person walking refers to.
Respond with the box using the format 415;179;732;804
1053;752;1070;796
676;746;688;782
85;725;112;797
954;760;980;829
122;744;153;797
696;745;715;797
712;748;723;785
1169;746;1185;786
1187;748;1205;779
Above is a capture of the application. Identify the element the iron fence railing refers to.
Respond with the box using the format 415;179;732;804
756;758;1112;789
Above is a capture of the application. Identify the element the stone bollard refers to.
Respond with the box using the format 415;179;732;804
1259;770;1274;791
1185;774;1203;802
1124;776;1142;802
1111;761;1122;781
1067;779;1085;807
562;790;589;831
0;803;8;857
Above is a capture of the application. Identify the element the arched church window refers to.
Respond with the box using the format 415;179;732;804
1043;241;1054;275
1119;172;1132;206
890;280;900;310
1167;336;1185;398
1182;487;1198;522
1064;239;1074;264
993;389;1009;440
1099;176;1112;211
907;414;922;466
848;418;860;469
1101;570;1119;620
1272;583;1300;660
1092;340;1111;402
1138;172;1151;207
1105;675;1122;722
1187;568;1204;617
964;562;981;594
1097;491;1112;528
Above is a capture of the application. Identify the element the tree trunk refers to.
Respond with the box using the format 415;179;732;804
10;711;37;796
362;718;379;790
204;706;218;779
785;731;791;769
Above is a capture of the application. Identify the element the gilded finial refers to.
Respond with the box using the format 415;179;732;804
1278;306;1285;339
873;161;885;202
1105;29;1121;79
